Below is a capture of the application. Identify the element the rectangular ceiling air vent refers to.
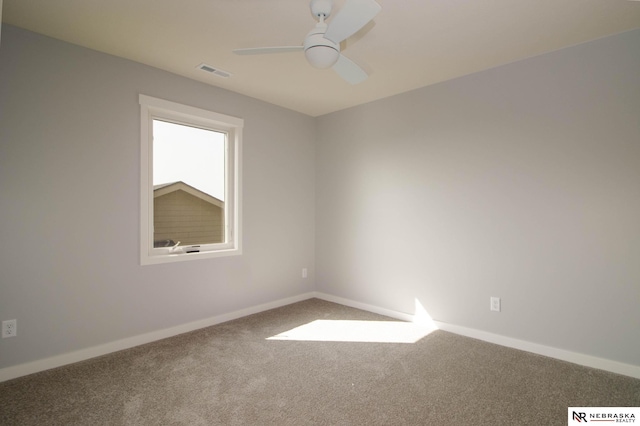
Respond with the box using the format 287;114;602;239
197;63;232;78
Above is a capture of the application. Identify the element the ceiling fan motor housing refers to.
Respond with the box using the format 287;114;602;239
304;24;340;69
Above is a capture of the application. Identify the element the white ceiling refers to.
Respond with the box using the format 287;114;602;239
3;0;640;117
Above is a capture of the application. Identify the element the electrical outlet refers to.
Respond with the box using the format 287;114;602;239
490;297;501;312
2;319;17;338
302;268;308;279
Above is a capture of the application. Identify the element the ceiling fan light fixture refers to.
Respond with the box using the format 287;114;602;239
305;45;340;68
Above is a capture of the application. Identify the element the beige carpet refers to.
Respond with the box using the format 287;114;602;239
1;298;638;425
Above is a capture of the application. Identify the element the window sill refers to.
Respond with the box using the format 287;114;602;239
141;247;242;265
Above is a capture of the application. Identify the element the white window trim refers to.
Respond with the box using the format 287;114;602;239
139;94;243;265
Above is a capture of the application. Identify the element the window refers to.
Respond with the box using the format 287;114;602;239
139;95;242;265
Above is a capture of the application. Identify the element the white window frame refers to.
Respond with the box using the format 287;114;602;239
139;94;243;265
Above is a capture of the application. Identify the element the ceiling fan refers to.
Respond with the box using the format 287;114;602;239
233;0;381;85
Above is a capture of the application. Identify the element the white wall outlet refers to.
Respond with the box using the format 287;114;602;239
2;319;17;338
490;297;501;312
302;268;308;278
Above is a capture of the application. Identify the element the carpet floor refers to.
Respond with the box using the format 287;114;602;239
1;298;638;425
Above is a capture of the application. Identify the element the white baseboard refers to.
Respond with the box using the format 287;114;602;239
2;291;638;382
432;321;640;379
313;292;416;322
0;292;316;383
313;292;640;379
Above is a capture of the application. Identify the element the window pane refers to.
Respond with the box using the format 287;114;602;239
152;120;226;246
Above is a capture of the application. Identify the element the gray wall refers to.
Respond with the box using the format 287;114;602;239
2;23;639;372
316;29;640;366
0;25;316;369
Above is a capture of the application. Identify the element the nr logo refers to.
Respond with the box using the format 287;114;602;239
573;411;588;422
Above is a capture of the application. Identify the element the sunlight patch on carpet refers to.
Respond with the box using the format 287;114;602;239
267;320;436;343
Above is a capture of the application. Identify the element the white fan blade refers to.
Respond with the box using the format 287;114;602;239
324;0;381;44
332;54;367;84
233;46;303;55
